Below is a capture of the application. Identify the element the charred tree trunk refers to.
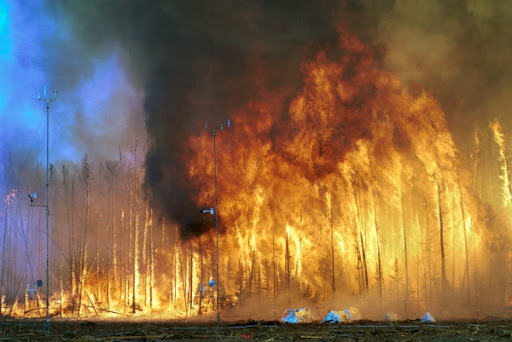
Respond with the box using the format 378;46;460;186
120;209;127;312
285;229;290;304
142;205;149;307
257;264;261;305
457;176;470;303
451;195;456;297
128;179;134;312
437;180;448;302
352;180;368;293
400;187;409;301
161;217;166;260
371;187;383;307
188;247;193;314
472;129;481;194
272;234;276;302
249;247;256;296
0;198;9;315
105;160;119;310
62;166;76;309
149;208;154;310
59;265;63;317
70;176;78;305
78;154;93;317
198;236;204;315
424;198;433;310
130;140;140;314
295;238;302;294
95;210;100;302
111;204;118;308
178;242;187;316
330;197;335;295
132;208;139;313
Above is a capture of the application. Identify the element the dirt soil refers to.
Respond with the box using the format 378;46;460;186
1;318;512;341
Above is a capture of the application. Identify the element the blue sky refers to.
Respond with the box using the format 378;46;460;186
0;0;145;192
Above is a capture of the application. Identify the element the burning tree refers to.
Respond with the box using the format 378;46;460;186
186;31;493;315
0;30;511;321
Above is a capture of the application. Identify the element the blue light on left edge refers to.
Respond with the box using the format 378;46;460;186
0;0;11;110
0;0;12;58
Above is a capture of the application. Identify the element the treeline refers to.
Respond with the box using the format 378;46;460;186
0;140;218;317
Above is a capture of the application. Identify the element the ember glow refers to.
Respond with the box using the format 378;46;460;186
1;1;512;321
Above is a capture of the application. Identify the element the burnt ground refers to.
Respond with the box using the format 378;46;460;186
1;318;512;341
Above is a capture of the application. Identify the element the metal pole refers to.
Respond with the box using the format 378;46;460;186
44;102;50;335
204;120;229;327
35;89;54;336
213;129;220;328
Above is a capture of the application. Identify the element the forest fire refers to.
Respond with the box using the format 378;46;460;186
185;31;498;320
2;6;512;325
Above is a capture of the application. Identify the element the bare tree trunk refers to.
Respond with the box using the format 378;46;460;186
149;208;154;310
106;227;111;310
70;178;77;306
437;180;448;302
416;259;419;302
78;154;93;317
400;186;409;301
285;227;290;304
189;247;193;313
451;195;456;297
355;237;363;295
422;198;433;310
272;234;276;303
178;242;187;316
143;205;149;307
371;187;383;308
111;175;116;308
472;129;481;194
170;232;177;305
330;196;335;295
0;198;9;316
120;209;126;312
198;236;204;315
131;140;140;314
95;212;100;301
346;190;363;295
132;209;139;313
128;188;133;312
248;242;256;296
352;181;368;293
257;265;261;310
105;159;119;310
59;265;63;317
63;166;77;311
161;217;166;260
457;176;470;304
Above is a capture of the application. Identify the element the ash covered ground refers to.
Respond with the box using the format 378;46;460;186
2;318;512;341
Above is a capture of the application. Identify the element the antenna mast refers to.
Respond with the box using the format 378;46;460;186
37;87;56;336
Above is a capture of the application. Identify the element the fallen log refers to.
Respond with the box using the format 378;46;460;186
85;291;99;316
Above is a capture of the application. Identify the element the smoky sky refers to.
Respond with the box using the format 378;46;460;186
52;0;512;238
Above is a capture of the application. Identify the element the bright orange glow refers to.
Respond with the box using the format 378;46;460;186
9;31;512;321
489;118;512;206
185;31;493;317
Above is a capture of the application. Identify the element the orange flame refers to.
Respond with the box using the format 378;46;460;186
489;118;512;206
186;31;487;313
